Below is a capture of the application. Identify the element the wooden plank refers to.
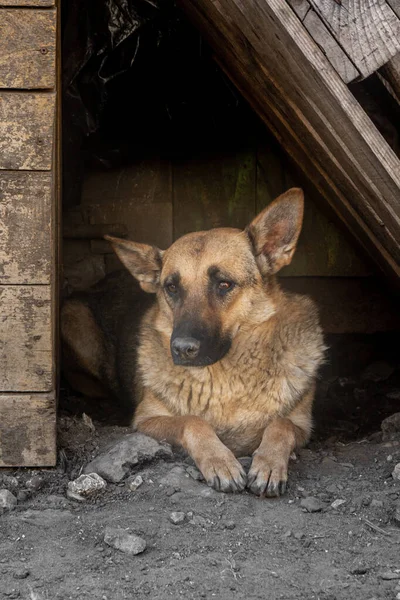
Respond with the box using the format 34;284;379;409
178;0;400;280
288;0;360;83
0;394;56;467
0;286;53;391
309;0;400;78
0;9;56;89
0;93;55;170
173;147;256;238
0;172;52;284
0;0;53;5
380;53;400;103
281;277;400;333
388;0;400;18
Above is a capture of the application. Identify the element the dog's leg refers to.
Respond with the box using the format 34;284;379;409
247;387;314;497
135;395;246;493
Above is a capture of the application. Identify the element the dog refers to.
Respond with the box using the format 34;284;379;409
61;188;325;496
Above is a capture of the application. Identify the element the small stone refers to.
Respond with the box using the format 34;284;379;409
128;475;143;492
0;489;17;513
331;499;346;509
294;531;305;540
104;527;146;555
392;463;400;481
189;515;208;527
170;511;186;525
186;466;203;481
379;571;400;580
67;473;107;498
17;490;30;503
224;520;236;530
26;476;44;491
381;413;400;439
282;529;292;538
362;361;394;382
84;433;172;483
300;497;324;513
350;565;368;575
3;476;18;489
66;489;86;502
370;499;384;508
13;569;30;580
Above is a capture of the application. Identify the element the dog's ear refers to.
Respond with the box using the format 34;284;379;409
246;188;304;275
105;236;163;293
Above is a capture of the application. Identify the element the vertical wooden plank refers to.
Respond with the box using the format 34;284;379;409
0;172;52;284
0;92;55;170
0;286;53;391
0;9;56;89
0;394;56;467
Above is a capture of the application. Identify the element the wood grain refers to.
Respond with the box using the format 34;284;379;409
387;0;400;18
309;0;400;78
0;285;53;391
173;147;256;238
178;0;400;280
0;92;55;170
0;393;56;467
0;172;52;284
0;8;56;89
0;0;53;5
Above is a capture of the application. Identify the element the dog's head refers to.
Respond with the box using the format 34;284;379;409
106;188;304;367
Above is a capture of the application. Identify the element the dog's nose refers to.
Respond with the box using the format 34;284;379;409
171;337;201;361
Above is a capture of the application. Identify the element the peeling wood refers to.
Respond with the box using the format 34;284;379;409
0;393;56;467
0;286;53;391
0;172;52;284
309;0;400;78
0;8;56;89
0;92;55;170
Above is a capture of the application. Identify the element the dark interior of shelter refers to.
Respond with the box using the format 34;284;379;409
60;0;400;441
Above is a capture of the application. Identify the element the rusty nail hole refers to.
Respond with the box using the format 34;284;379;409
40;47;48;55
36;368;44;376
36;139;44;145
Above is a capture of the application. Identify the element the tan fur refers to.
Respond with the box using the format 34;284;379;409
62;188;325;495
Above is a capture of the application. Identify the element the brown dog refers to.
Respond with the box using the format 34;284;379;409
61;188;325;496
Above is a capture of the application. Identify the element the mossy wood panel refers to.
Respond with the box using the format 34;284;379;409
173;149;256;238
0;286;53;391
0;92;55;170
0;8;56;89
0;394;56;467
0;172;52;284
256;137;371;276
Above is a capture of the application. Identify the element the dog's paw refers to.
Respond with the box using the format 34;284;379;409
197;450;247;493
247;453;288;497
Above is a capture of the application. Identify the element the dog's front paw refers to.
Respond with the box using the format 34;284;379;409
197;449;247;493
247;453;288;497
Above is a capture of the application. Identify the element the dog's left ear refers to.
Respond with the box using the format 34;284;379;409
105;236;163;293
246;188;304;275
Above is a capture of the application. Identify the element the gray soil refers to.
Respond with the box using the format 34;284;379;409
1;334;400;600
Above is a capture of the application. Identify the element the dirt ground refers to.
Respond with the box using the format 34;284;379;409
1;334;400;600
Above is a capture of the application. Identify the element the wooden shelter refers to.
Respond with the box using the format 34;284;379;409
0;0;399;467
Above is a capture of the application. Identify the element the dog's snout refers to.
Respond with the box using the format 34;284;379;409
171;337;201;361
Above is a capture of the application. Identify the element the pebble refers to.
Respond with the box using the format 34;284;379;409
224;520;236;530
2;476;18;489
26;476;44;491
84;433;172;483
0;489;17;513
67;473;107;499
380;571;400;580
170;511;186;525
331;499;346;509
381;413;400;440
370;499;384;508
294;531;305;540
13;569;30;580
300;497;324;513
128;475;144;492
186;466;203;481
16;490;30;503
392;463;400;481
104;527;146;555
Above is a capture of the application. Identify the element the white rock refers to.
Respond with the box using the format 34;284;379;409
104;527;146;555
128;475;143;492
392;463;400;481
170;511;185;525
67;473;106;498
0;489;17;513
331;499;346;509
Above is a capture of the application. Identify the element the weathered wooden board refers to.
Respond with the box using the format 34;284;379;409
179;0;400;280
173;148;256;238
0;0;53;5
0;172;52;284
0;9;56;89
388;0;400;18
0;286;53;391
0;92;55;170
380;53;400;102
0;394;56;467
309;0;400;78
281;277;400;333
287;0;360;83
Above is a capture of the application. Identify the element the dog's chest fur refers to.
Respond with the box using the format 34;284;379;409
137;293;324;447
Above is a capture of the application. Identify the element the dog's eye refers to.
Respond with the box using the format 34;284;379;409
166;283;178;295
217;281;234;293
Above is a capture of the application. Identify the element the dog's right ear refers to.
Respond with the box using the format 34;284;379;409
105;236;163;293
